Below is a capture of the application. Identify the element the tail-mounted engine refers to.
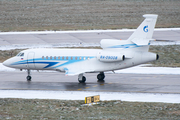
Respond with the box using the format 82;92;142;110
97;51;125;62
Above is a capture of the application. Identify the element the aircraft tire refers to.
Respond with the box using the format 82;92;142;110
97;74;105;81
78;76;86;83
26;76;32;81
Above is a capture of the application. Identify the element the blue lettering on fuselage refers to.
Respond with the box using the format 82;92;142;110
100;56;118;60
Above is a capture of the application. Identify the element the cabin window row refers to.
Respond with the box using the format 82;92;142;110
42;56;90;60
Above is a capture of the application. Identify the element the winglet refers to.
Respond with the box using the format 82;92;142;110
128;14;158;45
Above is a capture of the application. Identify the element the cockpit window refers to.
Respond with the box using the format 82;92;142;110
16;52;24;57
16;53;21;56
20;53;24;56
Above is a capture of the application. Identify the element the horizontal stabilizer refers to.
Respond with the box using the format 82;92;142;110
131;38;155;45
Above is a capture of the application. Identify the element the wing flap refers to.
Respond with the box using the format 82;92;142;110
63;67;94;76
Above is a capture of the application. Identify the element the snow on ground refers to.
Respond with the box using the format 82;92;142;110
113;66;180;75
1;41;180;51
0;90;180;103
0;28;180;35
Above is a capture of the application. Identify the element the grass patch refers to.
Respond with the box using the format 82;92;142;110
0;98;180;119
0;0;180;32
149;45;180;67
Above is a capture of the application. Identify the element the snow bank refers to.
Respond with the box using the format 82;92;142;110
0;90;179;103
114;66;180;75
0;28;180;35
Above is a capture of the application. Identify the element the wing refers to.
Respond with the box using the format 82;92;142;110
63;66;94;76
57;60;95;76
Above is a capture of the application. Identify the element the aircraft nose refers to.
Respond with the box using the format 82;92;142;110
3;59;12;67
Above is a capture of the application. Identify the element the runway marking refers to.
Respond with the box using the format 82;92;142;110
93;85;98;87
100;84;104;86
108;83;112;84
77;89;82;91
85;87;90;89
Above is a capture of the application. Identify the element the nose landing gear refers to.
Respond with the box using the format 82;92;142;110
26;69;31;81
78;73;86;83
26;76;31;81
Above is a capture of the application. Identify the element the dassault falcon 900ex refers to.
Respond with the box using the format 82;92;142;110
3;14;159;83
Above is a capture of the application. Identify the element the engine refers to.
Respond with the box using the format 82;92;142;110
141;52;159;63
97;51;125;62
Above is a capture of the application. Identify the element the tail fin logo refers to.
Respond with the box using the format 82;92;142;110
143;25;148;33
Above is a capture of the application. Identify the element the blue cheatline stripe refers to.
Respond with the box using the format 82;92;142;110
108;44;142;48
11;56;95;69
27;62;59;68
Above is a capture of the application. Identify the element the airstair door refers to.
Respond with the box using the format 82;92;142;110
27;52;36;69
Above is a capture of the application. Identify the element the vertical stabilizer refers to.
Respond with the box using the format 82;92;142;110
128;14;158;45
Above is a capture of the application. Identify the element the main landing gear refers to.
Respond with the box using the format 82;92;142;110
97;72;105;83
26;69;32;81
78;72;105;83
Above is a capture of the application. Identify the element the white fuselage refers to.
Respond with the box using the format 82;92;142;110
3;43;157;75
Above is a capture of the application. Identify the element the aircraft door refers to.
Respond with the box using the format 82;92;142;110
27;52;36;69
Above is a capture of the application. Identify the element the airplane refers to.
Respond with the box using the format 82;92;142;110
3;14;159;83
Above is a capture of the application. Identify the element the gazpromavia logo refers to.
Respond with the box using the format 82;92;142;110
143;25;148;33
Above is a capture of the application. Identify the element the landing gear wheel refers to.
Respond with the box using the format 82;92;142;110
97;74;105;80
97;73;105;83
78;76;86;83
26;76;31;81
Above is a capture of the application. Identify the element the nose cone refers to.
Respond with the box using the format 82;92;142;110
3;58;14;68
3;59;10;67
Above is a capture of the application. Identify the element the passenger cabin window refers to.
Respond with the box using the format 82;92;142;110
79;57;81;60
66;56;68;60
54;56;56;60
71;57;73;60
62;56;64;60
46;56;48;59
75;57;77;60
58;56;60;59
50;56;52;59
42;56;44;59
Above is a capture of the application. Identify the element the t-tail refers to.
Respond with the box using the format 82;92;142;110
128;14;158;46
100;14;158;51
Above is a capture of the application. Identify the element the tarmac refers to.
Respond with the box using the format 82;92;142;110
0;71;180;94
